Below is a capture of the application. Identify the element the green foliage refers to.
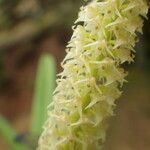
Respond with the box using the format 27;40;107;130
0;54;56;150
30;54;56;135
0;115;31;150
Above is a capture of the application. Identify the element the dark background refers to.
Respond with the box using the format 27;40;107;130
0;0;149;150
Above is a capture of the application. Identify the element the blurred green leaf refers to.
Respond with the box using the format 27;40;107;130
30;54;56;135
0;115;31;150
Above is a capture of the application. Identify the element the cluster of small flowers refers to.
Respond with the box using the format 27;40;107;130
38;0;148;150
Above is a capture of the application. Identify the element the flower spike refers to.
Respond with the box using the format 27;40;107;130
38;0;149;150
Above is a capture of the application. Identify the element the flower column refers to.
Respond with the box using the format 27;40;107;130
38;0;149;150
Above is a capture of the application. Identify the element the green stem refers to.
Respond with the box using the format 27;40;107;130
0;115;31;150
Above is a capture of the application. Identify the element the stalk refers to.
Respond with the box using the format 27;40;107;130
38;0;149;149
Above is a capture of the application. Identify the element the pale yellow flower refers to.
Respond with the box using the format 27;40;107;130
38;0;149;150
